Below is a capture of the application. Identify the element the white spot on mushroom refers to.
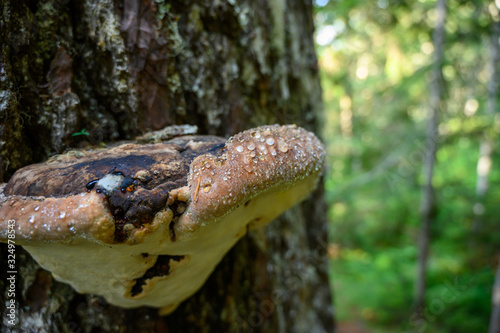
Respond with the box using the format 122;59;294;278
96;173;124;193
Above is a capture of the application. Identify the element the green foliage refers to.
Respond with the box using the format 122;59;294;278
316;0;498;331
71;128;90;137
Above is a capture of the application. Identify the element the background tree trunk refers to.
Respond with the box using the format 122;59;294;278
414;0;446;318
473;15;499;231
489;258;500;333
0;0;334;332
485;16;500;333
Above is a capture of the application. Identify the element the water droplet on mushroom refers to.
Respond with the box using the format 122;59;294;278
266;137;275;145
28;216;35;224
277;139;289;153
34;206;40;211
59;212;66;219
236;145;244;152
247;142;256;150
269;147;277;156
254;132;261;139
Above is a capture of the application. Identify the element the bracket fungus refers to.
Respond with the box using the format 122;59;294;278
0;124;324;314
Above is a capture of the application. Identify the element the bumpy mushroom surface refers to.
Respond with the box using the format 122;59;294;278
0;124;324;313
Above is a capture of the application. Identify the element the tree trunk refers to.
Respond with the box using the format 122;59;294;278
473;16;499;230
0;0;334;332
489;259;500;333
485;17;500;333
414;0;446;317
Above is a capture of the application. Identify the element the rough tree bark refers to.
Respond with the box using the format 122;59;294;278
414;0;446;318
0;0;334;332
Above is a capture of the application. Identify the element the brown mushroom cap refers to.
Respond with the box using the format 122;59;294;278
181;124;324;227
1;135;225;243
0;124;324;313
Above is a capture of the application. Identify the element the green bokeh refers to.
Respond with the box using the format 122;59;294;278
315;0;498;331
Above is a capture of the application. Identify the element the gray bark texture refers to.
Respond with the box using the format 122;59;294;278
0;0;334;332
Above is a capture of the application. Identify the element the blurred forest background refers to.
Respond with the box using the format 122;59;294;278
314;0;500;332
